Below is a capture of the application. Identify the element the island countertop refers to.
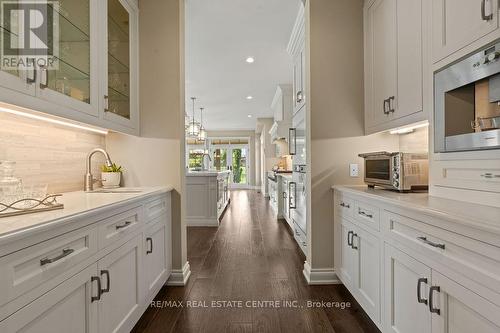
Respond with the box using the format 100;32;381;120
186;170;231;177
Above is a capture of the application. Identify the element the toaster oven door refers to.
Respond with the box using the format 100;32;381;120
364;156;393;186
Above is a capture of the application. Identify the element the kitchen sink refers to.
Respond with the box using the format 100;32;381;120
90;188;143;194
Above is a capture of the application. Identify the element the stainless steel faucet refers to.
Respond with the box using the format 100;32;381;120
84;148;113;192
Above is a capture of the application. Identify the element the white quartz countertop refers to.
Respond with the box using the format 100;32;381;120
333;185;500;235
0;186;173;245
186;170;231;177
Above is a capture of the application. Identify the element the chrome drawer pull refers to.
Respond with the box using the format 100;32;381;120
480;173;500;178
146;237;153;254
91;276;102;302
417;236;445;250
358;209;373;219
347;231;353;246
429;286;441;315
417;278;428;305
40;248;74;266
115;221;132;230
100;270;110;294
351;233;359;250
340;202;350;208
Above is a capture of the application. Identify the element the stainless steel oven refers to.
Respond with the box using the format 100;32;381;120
435;40;500;152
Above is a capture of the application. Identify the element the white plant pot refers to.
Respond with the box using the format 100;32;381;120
101;172;121;188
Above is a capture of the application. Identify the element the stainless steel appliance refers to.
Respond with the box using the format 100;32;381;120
435;40;500;152
358;152;429;192
289;108;307;246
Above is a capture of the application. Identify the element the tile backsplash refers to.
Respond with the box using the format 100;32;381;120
398;127;429;153
0;112;106;193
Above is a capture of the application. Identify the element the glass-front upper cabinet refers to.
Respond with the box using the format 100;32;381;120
101;0;138;132
0;0;36;95
37;0;99;116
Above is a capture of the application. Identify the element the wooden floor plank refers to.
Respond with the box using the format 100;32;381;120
133;190;380;333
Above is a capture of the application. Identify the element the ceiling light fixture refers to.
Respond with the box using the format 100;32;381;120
247;114;252;118
246;95;253;100
186;97;201;138
0;106;109;135
245;57;255;63
389;121;429;135
198;107;207;141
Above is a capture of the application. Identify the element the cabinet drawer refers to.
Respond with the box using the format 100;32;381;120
335;193;354;219
383;211;500;296
0;227;98;307
145;196;167;222
98;207;142;249
354;200;380;231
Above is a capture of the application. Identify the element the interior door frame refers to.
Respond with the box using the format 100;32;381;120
209;138;251;189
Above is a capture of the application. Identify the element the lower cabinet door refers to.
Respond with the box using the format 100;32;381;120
144;216;168;299
339;220;356;290
352;226;380;324
430;271;500;333
384;244;431;333
0;264;98;333
97;235;144;333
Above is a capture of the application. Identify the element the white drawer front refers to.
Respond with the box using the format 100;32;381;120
336;193;354;219
0;227;98;307
383;211;500;301
354;200;380;232
98;207;142;249
145;196;167;222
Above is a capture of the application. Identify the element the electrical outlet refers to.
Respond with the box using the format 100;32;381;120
349;163;359;177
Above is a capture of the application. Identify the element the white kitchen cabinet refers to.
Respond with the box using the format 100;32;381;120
432;0;499;63
99;0;139;133
364;0;425;133
338;220;356;290
0;264;98;333
384;244;431;333
97;235;144;333
144;215;170;299
430;271;500;333
287;4;305;116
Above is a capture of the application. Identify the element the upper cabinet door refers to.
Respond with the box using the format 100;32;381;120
366;0;397;127
0;1;37;96
432;0;499;63
101;0;139;133
37;0;99;117
292;45;305;115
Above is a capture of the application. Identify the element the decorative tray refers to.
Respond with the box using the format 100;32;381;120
0;194;64;218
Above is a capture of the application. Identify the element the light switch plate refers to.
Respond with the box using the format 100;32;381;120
349;164;359;177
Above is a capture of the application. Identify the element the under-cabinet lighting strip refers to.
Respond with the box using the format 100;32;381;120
389;122;429;135
0;106;109;135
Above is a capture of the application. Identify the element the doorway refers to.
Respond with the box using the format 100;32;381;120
210;138;250;188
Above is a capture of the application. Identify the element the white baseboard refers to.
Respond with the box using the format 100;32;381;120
302;261;340;285
167;261;191;286
186;217;219;227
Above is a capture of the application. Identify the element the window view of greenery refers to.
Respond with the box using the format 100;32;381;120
213;149;227;171
232;149;247;184
188;150;204;169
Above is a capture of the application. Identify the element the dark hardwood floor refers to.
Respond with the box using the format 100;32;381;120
132;190;380;333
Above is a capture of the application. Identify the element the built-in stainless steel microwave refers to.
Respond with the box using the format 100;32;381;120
435;40;500;152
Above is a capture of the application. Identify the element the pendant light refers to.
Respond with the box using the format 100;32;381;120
198;107;207;141
186;97;201;138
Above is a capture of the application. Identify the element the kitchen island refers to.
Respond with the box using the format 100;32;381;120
186;170;231;226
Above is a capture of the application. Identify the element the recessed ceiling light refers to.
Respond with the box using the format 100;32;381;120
246;95;253;100
246;57;255;63
247;114;252;118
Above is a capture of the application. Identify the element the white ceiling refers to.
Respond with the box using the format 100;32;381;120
185;0;301;131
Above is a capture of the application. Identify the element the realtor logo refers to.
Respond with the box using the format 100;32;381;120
1;0;59;71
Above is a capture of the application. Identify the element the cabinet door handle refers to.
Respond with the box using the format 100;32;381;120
389;96;395;113
297;91;304;103
27;58;36;84
100;270;110;294
115;221;132;230
351;233;359;250
417;236;445;250
340;202;350;208
283;192;287;199
481;173;500;178
39;65;48;89
429;286;441;315
289;128;297;156
104;95;109;112
383;98;390;115
481;0;493;21
146;237;153;254
347;231;353;246
40;248;74;266
417;278;428;305
91;276;102;302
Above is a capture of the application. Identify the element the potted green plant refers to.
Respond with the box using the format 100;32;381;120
101;163;123;189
